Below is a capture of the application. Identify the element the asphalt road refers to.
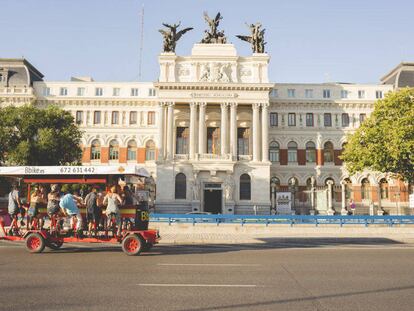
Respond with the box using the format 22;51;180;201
1;238;414;311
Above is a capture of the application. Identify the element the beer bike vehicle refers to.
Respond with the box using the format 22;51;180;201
0;165;159;256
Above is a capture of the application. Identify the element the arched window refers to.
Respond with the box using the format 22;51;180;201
287;141;298;163
127;140;137;161
109;140;119;160
361;178;370;200
323;141;334;163
269;141;279;163
305;141;316;163
380;178;389;199
145;140;156;161
91;139;101;160
175;173;186;199
240;174;251;200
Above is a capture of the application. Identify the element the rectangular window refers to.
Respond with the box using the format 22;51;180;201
207;127;221;154
111;111;119;124
131;88;139;96
270;89;278;97
323;89;331;99
93;111;101;124
342;113;350;127
148;88;156;96
305;89;313;98
129;111;137;125
287;89;295;98
147;111;155;125
43;87;51;96
75;111;83;124
59;87;68;96
306;113;314;127
176;127;189;154
359;113;366;123
77;87;85;96
95;88;103;96
269;112;278;127
113;88;120;96
358;90;365;99
376;90;383;99
341;90;348;99
288;113;296;126
324;113;332;127
237;128;249;156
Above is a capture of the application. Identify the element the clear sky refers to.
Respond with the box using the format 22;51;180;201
1;0;413;83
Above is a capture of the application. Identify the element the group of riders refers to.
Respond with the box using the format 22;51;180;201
7;182;147;238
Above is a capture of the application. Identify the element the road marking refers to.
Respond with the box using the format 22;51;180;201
157;263;261;267
138;283;258;288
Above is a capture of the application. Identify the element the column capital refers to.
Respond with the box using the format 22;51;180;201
167;101;175;107
189;101;198;108
199;102;207;108
220;102;229;108
229;102;238;108
252;102;261;110
261;102;270;108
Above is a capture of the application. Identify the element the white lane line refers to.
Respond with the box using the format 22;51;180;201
157;263;261;267
138;283;258;288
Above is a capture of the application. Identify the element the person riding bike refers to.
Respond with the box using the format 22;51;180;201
47;184;61;231
84;186;100;236
7;184;23;235
59;188;83;237
103;186;123;237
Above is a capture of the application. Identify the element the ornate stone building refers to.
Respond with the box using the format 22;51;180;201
1;48;412;215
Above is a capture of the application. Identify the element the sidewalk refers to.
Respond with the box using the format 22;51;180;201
151;223;414;245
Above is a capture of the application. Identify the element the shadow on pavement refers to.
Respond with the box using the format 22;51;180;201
38;237;407;256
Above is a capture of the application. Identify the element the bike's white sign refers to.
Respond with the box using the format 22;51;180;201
276;192;292;214
0;166;150;177
409;194;414;209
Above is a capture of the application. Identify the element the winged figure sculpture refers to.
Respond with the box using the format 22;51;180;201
159;22;193;53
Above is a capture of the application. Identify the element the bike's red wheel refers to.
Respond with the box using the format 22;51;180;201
25;233;45;253
121;234;143;256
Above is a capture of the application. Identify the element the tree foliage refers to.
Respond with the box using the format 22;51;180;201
341;88;414;184
0;105;83;165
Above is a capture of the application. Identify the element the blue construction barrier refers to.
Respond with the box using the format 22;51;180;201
149;214;414;227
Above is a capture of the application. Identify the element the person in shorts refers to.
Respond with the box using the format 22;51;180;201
47;184;61;228
7;184;23;234
84;186;100;236
28;185;46;229
59;188;83;237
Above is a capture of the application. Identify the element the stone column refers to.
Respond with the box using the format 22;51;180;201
230;102;238;158
166;102;175;160
252;103;261;162
327;180;335;215
198;102;207;154
261;103;269;162
341;181;348;215
157;102;165;160
377;183;384;215
220;102;228;155
189;102;197;159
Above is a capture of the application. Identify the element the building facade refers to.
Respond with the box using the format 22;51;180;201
1;47;413;215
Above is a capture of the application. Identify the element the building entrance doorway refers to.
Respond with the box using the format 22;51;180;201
204;183;222;214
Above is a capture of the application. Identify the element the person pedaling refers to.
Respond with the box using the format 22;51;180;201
59;188;83;238
103;186;123;238
7;184;24;236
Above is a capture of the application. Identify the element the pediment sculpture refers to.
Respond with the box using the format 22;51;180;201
199;63;231;83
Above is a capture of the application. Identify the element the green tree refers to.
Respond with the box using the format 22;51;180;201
0;105;83;165
341;88;414;187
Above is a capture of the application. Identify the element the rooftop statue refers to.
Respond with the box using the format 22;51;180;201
236;22;266;53
159;22;193;53
200;12;227;44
